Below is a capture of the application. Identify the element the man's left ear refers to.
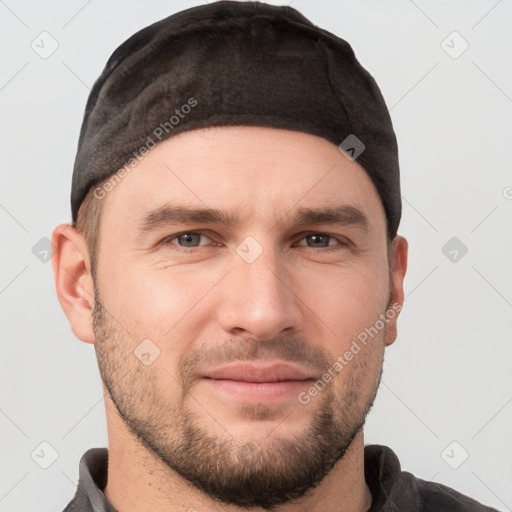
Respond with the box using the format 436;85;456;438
384;235;408;347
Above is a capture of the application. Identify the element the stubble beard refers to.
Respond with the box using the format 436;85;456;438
92;288;384;510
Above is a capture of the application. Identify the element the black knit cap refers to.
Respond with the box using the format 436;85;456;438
71;0;401;238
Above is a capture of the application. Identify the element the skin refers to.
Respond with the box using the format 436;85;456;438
52;126;408;512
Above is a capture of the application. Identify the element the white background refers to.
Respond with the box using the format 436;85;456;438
1;0;511;510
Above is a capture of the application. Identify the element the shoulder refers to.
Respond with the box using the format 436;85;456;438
402;470;499;512
364;444;499;512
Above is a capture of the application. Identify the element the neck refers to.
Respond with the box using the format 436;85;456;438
102;397;372;512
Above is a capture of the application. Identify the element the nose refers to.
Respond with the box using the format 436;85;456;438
216;240;303;341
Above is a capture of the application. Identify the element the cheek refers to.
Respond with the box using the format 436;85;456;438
104;260;219;341
302;262;389;343
101;247;389;353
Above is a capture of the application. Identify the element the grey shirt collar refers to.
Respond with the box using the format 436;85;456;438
63;448;117;512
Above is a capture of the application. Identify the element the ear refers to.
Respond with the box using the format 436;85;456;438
384;235;408;347
51;223;96;344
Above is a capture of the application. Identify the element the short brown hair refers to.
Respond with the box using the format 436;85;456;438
73;186;102;279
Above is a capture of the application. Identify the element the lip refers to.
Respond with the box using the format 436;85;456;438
200;362;316;403
201;362;314;382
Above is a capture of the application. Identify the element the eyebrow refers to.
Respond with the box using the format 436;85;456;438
137;203;370;233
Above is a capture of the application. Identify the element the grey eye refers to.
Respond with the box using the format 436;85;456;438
304;234;332;248
175;233;204;247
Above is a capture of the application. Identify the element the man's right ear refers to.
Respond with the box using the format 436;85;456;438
51;224;96;344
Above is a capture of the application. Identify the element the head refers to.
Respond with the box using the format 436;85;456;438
52;2;408;509
54;125;407;508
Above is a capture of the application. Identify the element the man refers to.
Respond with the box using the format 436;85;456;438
52;1;498;510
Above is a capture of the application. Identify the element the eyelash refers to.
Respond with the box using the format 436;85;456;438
161;231;349;253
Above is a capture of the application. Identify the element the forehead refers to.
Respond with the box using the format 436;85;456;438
99;126;386;233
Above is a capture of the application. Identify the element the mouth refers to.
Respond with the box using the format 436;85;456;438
200;362;316;403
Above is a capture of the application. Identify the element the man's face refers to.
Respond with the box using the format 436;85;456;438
91;126;402;508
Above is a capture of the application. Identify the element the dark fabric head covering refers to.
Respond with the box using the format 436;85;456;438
71;0;401;238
